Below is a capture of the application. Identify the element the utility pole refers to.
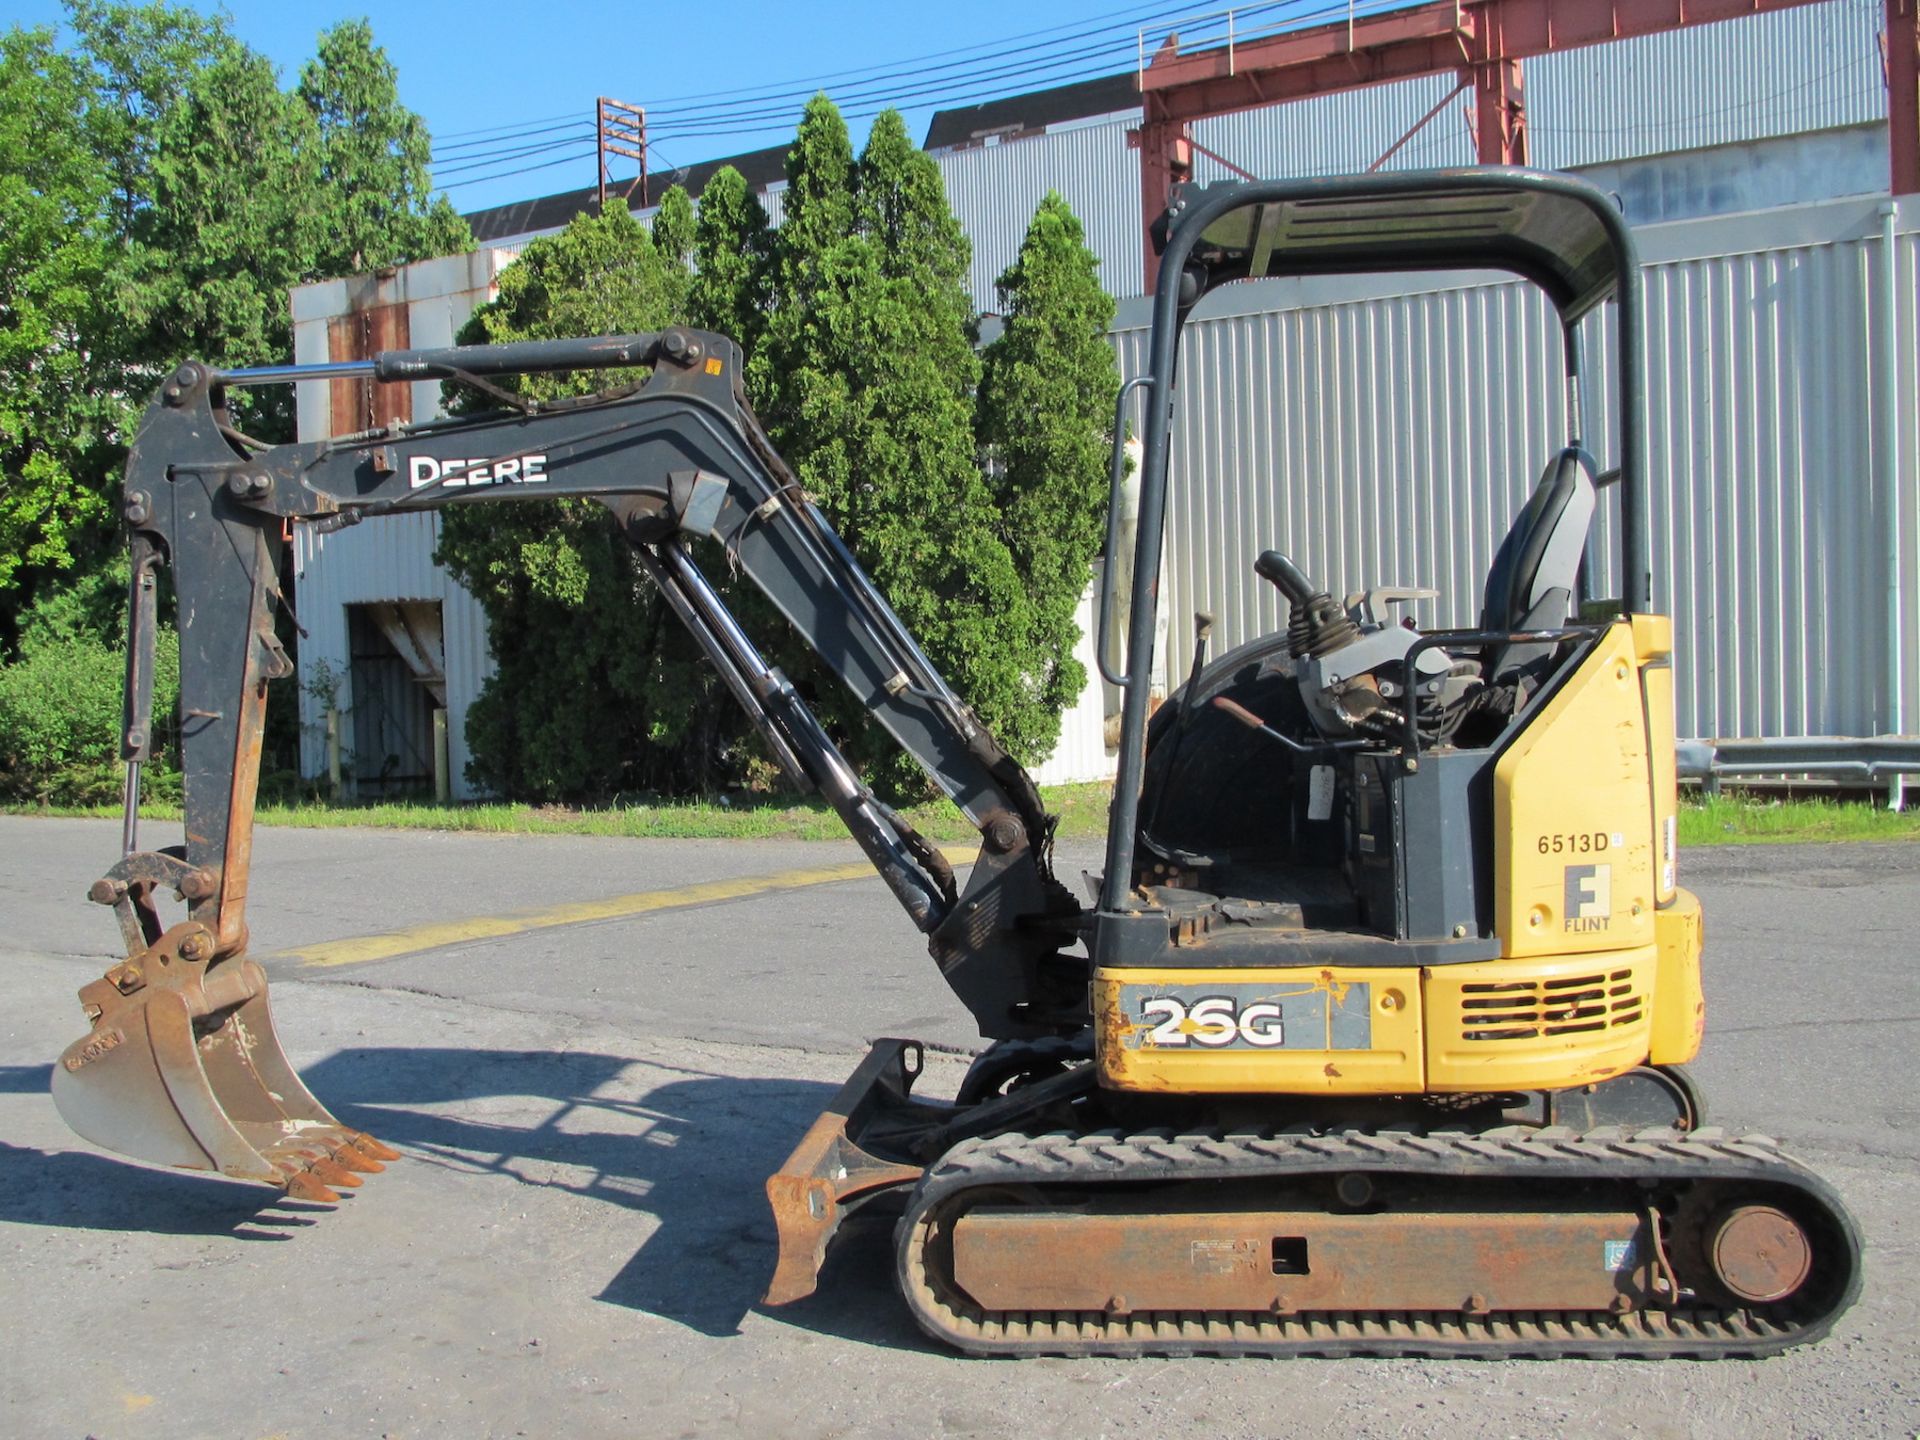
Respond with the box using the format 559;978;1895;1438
596;98;649;209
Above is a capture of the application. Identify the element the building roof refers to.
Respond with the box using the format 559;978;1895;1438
463;143;791;244
921;72;1140;150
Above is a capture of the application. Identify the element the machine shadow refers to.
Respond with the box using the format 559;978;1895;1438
302;1045;931;1349
0;1062;329;1238
0;1063;54;1093
0;1140;332;1239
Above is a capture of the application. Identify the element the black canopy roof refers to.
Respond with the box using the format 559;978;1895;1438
1167;168;1632;321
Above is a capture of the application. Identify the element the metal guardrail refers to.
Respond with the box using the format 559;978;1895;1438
1678;736;1920;809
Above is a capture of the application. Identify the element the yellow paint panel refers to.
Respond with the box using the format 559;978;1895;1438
1635;615;1681;906
1493;622;1656;958
1093;965;1424;1095
1650;887;1705;1064
1424;946;1656;1091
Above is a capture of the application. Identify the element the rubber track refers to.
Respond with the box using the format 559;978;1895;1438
895;1125;1863;1359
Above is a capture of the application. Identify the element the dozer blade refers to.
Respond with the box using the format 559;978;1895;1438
52;922;396;1202
763;1039;938;1305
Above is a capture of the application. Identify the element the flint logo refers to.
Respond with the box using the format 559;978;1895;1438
1564;863;1612;933
409;454;548;490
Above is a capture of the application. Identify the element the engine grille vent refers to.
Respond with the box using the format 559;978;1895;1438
1459;968;1643;1042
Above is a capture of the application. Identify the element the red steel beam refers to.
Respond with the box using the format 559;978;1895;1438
1133;0;1839;288
1473;56;1529;164
1140;0;1829;121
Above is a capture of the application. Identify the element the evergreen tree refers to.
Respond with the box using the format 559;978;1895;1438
748;94;855;420
649;182;695;315
687;165;771;352
64;0;229;244
433;203;729;799
775;94;855;259
650;183;695;270
2;3;488;795
977;191;1119;739
756;100;1038;786
297;19;472;274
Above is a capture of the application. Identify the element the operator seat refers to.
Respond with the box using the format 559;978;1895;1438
1479;447;1598;681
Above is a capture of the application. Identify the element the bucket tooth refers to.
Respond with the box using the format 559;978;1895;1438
331;1143;385;1174
308;1157;363;1189
283;1170;343;1205
354;1133;402;1163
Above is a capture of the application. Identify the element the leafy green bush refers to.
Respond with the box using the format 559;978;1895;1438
0;603;179;804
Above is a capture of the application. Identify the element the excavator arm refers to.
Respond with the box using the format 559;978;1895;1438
53;328;1085;1201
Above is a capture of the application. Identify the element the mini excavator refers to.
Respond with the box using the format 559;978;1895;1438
52;169;1860;1357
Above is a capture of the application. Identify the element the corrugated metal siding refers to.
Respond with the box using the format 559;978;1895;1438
1902;224;1920;737
293;514;495;800
472;3;1892;266
1189;73;1473;179
1593;212;1913;739
1118;280;1572;668
289;251;507;800
1118;197;1920;744
1529;0;1886;170
937;124;1144;305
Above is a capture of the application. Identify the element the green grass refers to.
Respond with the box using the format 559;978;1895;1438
15;784;1915;848
16;781;1116;844
1677;791;1920;846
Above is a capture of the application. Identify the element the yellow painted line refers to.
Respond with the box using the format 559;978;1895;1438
278;845;974;970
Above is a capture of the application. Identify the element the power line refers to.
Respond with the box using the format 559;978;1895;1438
433;133;596;179
432;117;593;160
434;109;588;142
428;2;1310;173
438;149;601;192
637;0;1185;112
644;1;1311;127
433;0;1409;200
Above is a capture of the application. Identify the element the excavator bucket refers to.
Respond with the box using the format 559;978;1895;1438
51;922;396;1202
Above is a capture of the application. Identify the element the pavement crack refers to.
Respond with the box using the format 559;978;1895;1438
1715;1014;1920;1035
327;977;468;1004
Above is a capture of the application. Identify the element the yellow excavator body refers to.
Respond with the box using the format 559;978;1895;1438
1092;617;1703;1097
48;167;1855;1361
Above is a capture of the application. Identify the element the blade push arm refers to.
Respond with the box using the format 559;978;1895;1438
115;330;1083;1038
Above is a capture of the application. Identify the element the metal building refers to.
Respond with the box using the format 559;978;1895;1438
290;0;1916;795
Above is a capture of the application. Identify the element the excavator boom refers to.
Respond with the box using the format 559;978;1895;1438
55;328;1083;1203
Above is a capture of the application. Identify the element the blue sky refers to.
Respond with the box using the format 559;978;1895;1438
3;1;1203;214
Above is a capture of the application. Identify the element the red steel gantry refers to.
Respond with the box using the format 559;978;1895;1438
1134;0;1920;290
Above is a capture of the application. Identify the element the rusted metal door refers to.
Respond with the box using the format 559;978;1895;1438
327;301;412;436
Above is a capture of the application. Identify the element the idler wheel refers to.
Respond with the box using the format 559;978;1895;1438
1706;1204;1812;1304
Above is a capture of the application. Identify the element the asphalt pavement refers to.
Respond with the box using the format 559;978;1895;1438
1;816;1915;1439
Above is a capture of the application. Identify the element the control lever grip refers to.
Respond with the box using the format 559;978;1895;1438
1254;550;1316;607
1210;695;1268;731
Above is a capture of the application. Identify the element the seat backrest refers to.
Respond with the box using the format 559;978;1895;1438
1480;448;1597;679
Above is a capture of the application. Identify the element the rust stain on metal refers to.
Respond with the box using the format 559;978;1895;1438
1707;1204;1812;1303
763;1040;930;1306
947;1206;1651;1314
